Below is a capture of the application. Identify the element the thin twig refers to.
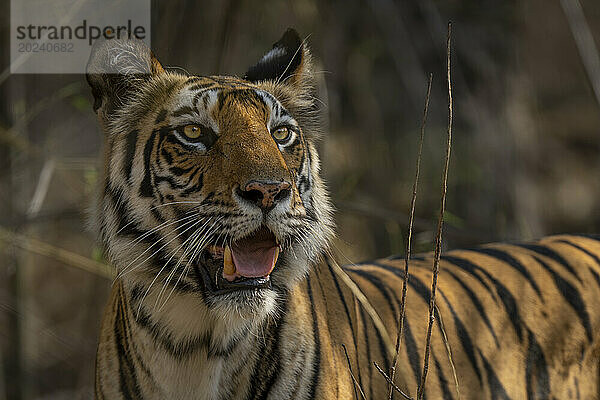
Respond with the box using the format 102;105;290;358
559;0;600;108
27;158;56;217
0;225;113;279
342;344;367;400
388;73;433;400
435;305;460;399
374;362;414;400
416;21;453;400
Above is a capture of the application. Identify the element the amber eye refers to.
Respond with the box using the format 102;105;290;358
183;124;202;139
272;126;291;143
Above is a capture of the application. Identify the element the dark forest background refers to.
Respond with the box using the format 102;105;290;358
0;0;599;398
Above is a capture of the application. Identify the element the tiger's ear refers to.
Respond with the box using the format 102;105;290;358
86;39;165;123
244;28;312;87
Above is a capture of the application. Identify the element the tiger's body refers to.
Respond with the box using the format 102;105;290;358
87;30;600;399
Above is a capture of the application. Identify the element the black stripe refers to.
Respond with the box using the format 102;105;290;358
358;306;373;400
114;292;143;399
590;269;600;289
132;306;239;359
348;268;398;316
478;348;512;400
192;86;215;108
532;255;593;342
317;265;365;394
161;147;174;164
180;172;204;197
306;279;321;399
469;247;542;296
347;269;391;371
104;184;150;239
155;109;167;124
525;329;550;400
440;256;497;301
169;165;194;176
434;354;454;400
123;130;139;181
150;207;165;224
140;131;157;198
444;269;500;347
443;255;524;341
325;261;364;390
439;290;483;385
571;233;600;241
249;300;287;400
189;82;216;92
185;77;201;85
128;334;154;388
388;254;427;261
358;302;391;384
555;239;600;289
353;262;434;380
259;306;287;399
368;262;430;303
403;318;422;385
171;106;195;117
514;243;581;282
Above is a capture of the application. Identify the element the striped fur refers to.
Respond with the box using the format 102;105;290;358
87;31;600;399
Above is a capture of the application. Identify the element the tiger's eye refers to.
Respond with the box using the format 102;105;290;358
183;124;202;139
272;127;290;142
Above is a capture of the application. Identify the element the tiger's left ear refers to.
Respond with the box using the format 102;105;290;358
244;28;312;87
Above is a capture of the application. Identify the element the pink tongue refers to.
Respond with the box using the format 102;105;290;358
231;245;278;278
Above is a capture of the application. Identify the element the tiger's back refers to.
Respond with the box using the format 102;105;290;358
325;233;600;399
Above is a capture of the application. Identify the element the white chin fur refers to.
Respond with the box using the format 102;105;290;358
208;287;278;322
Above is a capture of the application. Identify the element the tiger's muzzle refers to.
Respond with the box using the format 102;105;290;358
198;225;282;294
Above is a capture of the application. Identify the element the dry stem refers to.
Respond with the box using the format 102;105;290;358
0;225;113;279
375;362;414;400
342;344;367;400
416;21;453;400
329;255;395;357
435;305;460;399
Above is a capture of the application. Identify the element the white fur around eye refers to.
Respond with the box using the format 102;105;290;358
172;130;207;152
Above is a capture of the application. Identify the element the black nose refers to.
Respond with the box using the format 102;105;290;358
237;180;291;210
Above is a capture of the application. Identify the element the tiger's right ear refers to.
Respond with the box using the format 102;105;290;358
244;28;310;88
86;39;164;123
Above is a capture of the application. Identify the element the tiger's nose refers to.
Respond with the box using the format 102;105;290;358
237;180;292;211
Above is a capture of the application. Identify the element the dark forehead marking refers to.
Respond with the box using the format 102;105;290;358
192;88;217;109
155;109;168;124
209;76;255;88
185;77;203;85
255;90;278;105
171;106;196;118
189;82;216;92
202;93;211;110
216;89;268;111
279;107;290;118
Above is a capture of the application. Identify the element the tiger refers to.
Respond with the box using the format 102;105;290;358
87;28;600;399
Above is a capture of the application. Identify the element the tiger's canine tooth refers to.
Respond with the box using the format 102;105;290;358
273;247;280;268
223;245;236;275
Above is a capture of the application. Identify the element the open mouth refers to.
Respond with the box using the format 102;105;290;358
198;226;280;294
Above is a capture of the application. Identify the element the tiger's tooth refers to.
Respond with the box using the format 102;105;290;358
223;245;236;275
273;247;280;267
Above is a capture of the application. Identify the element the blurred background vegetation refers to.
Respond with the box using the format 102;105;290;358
0;0;599;398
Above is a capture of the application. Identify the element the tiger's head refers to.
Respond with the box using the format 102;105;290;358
87;29;334;321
